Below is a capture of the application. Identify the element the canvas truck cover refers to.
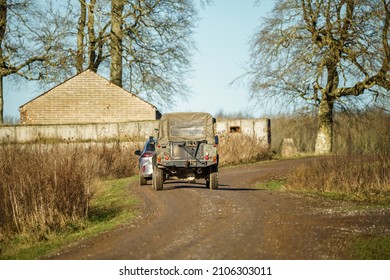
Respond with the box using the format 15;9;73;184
158;112;216;144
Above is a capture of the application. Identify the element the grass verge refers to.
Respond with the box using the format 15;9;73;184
0;177;139;260
286;154;390;205
257;155;390;260
256;180;285;191
257;178;390;260
349;236;390;260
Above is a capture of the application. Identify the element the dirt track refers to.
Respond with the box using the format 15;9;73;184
48;158;390;260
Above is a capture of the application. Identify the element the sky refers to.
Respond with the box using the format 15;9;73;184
170;0;274;117
3;0;275;120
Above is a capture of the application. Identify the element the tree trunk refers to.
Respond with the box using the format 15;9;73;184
0;76;3;125
0;0;6;125
110;0;123;87
76;0;86;74
315;97;334;154
87;0;97;72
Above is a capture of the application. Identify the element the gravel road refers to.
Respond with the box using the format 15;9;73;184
48;158;390;260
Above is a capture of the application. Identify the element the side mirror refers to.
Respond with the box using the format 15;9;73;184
215;135;219;145
134;150;142;156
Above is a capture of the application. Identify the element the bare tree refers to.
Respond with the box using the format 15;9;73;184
76;0;87;73
0;0;7;124
110;0;124;86
0;1;48;124
33;1;76;83
76;0;110;74
109;0;198;107
1;0;203;123
0;0;75;124
247;0;390;154
76;0;199;106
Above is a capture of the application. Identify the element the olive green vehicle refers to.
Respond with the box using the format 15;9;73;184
152;112;219;191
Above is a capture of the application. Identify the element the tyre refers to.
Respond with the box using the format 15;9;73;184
140;171;147;185
152;166;163;191
208;172;218;189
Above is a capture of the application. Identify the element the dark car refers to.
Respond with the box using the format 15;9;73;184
134;136;156;185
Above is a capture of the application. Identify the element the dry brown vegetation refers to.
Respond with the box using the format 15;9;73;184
271;108;390;155
269;109;390;203
286;154;390;204
0;143;138;239
218;109;390;203
218;134;273;166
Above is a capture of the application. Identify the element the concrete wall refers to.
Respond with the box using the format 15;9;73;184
19;70;158;124
0;121;159;143
0;118;271;146
216;118;271;147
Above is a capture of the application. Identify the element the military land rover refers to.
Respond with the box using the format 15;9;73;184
152;112;219;190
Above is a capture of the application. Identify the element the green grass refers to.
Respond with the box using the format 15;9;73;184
256;180;285;191
0;177;139;260
349;236;390;259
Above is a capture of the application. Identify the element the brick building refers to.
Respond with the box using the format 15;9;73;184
19;70;160;124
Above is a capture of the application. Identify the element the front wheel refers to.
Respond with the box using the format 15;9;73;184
207;172;218;189
152;166;164;191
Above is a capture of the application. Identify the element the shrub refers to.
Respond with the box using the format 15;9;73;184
286;154;390;203
0;143;138;238
94;142;139;178
218;134;273;166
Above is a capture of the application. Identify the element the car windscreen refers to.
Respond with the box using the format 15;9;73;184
169;120;205;138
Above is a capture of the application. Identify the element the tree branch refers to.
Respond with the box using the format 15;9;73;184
0;55;47;77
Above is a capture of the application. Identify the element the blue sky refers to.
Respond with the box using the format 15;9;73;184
171;0;274;117
3;0;274;120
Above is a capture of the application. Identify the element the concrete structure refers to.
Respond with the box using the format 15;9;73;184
216;118;271;148
0;118;271;146
19;70;160;124
0;121;158;143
